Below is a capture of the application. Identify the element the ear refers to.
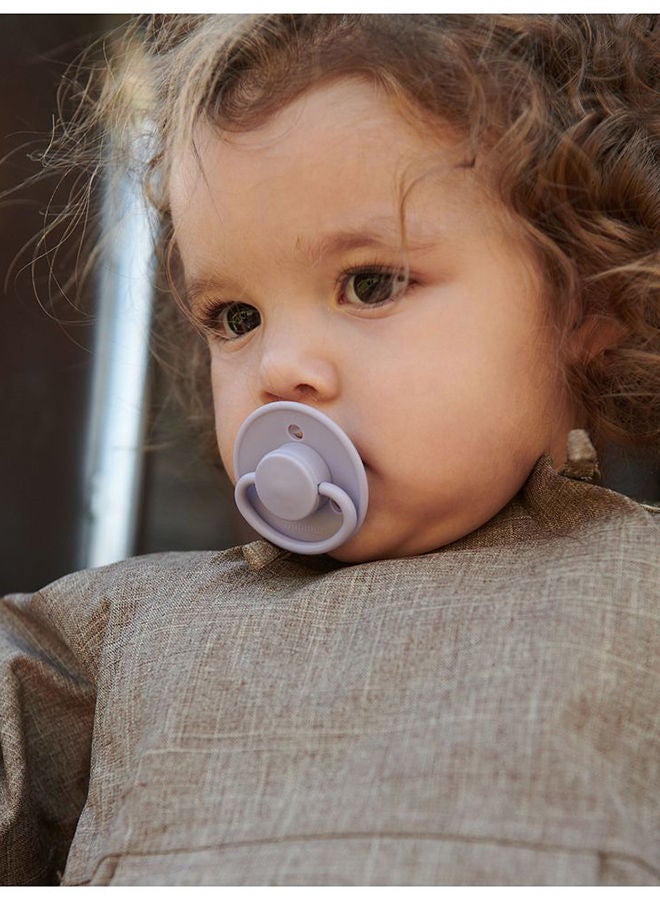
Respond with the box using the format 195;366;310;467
568;315;626;365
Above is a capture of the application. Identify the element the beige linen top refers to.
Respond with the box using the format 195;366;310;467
1;458;658;886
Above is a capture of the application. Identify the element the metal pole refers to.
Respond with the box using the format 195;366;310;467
79;142;157;569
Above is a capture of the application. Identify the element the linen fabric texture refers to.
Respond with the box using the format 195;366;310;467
1;457;658;885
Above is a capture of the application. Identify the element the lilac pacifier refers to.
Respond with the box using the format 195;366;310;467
233;401;368;554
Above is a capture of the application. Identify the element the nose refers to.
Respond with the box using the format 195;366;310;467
258;313;340;405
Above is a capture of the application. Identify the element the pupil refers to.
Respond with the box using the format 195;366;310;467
354;273;399;304
228;305;259;334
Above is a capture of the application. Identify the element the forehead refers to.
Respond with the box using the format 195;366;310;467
169;78;469;225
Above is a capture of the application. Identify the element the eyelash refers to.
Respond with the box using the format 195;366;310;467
196;263;413;343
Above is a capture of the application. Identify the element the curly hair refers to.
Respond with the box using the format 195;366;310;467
43;14;660;451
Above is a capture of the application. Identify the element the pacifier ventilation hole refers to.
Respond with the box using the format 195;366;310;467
288;424;304;440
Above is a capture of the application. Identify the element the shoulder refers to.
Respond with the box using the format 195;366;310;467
1;548;261;679
39;545;259;598
26;548;238;614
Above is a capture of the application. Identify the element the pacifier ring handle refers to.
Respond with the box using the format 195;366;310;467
318;481;358;534
235;473;358;555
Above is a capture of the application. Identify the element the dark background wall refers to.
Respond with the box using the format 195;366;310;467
0;15;657;596
0;15;99;594
0;15;245;595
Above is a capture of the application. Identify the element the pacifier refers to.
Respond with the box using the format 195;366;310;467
233;401;368;555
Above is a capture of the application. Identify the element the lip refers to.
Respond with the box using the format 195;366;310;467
343;435;368;472
356;450;370;471
337;428;371;476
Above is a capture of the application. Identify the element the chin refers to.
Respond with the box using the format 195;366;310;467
327;542;387;564
328;525;414;564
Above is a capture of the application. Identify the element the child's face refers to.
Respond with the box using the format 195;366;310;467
170;78;576;562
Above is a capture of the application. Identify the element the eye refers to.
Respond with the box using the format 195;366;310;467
209;302;261;340
340;268;408;308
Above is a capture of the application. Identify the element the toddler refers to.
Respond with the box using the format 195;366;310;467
1;13;658;886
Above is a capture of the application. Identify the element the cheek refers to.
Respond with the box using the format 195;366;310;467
215;418;242;484
209;358;243;482
217;433;236;483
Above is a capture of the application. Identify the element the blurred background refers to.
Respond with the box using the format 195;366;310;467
0;14;249;595
1;15;658;595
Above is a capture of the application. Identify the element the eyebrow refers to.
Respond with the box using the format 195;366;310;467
185;275;241;308
294;220;437;266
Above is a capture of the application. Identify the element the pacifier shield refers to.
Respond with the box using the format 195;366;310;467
233;401;368;554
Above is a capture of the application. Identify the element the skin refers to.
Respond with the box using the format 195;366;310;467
169;78;578;563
